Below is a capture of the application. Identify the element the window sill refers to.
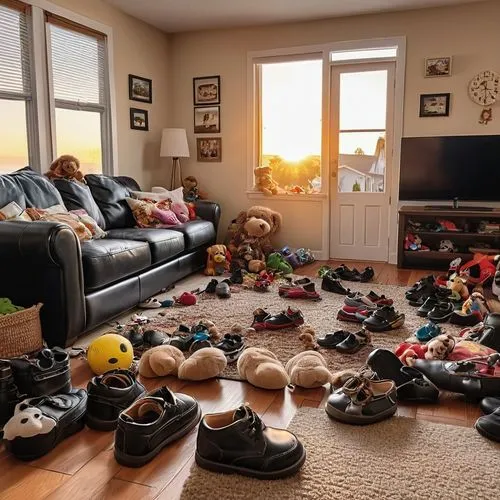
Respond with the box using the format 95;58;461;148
246;191;327;201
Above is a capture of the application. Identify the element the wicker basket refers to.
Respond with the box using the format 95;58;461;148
0;303;43;358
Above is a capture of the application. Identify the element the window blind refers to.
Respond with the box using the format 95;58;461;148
47;18;106;106
0;1;31;96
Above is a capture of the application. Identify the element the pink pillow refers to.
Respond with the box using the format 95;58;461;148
171;201;189;223
126;197;181;228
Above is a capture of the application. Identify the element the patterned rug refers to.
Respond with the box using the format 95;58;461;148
180;408;500;500
141;277;465;380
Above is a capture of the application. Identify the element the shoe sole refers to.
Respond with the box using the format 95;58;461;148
114;405;202;468
474;421;500;442
195;447;306;479
252;320;304;331
427;312;453;323
335;343;368;354
325;402;397;425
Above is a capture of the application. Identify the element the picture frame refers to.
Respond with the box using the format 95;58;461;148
129;74;152;103
419;93;451;117
424;57;452;78
197;137;222;162
193;75;220;105
130;108;149;131
193;106;220;134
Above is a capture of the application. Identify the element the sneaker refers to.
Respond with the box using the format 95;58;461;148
170;331;210;352
427;301;454;323
3;389;87;460
416;296;438;317
336;307;370;323
195;405;306;479
251;307;304;331
346;291;393;307
143;329;170;347
333;264;362;282
121;324;144;348
321;274;351;294
0;361;23;428
114;386;201;467
317;330;350;349
279;282;321;301
335;328;370;354
214;334;245;363
363;305;405;332
86;370;146;431
325;372;397;425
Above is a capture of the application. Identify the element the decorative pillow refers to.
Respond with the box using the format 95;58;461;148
70;209;107;239
0;201;31;222
126;197;181;228
149;186;185;204
25;208;93;242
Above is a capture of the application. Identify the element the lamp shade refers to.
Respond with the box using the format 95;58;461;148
160;128;190;158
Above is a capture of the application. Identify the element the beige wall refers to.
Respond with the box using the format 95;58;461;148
170;0;500;254
49;0;171;188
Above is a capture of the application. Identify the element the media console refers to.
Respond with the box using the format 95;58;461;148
398;205;500;269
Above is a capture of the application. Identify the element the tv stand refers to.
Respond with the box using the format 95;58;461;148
398;205;500;269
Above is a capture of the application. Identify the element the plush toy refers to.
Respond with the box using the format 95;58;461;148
138;345;185;378
449;276;469;302
171;201;190;223
45;155;85;183
174;292;197;306
396;334;456;366
237;347;289;390
459;253;497;286
178;347;227;381
298;327;318;350
253;166;281;196
0;298;24;315
285;351;332;388
404;232;429;251
236;239;266;273
182;176;205;202
153;200;182;226
205;244;231;276
3;401;56;441
87;334;134;375
439;239;457;252
266;252;293;274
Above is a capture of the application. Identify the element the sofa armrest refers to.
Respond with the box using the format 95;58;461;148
0;221;86;347
194;201;221;231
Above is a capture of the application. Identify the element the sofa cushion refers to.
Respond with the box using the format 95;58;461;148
81;238;151;291
106;228;185;264
168;220;216;250
54;179;106;229
0;167;64;209
85;175;135;230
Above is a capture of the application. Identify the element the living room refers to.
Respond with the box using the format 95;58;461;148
1;0;500;498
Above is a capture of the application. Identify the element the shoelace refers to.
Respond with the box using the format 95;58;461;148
243;406;262;438
342;373;374;406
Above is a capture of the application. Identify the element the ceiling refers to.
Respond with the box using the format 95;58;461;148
105;0;486;33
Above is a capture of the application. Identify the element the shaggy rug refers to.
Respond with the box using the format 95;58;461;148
180;408;500;500
141;277;465;380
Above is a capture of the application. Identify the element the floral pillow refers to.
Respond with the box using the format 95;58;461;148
132;187;191;221
0;201;32;222
126;197;181;228
70;209;107;239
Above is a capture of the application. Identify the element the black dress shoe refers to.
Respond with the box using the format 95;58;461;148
143;329;170;347
317;330;350;348
0;361;23;427
86;370;146;431
251;307;304;331
335;328;370;354
333;264;362;282
9;347;71;397
475;407;500;442
414;356;500;399
366;349;439;403
427;301;454;323
480;396;500;415
114;386;201;467
416;296;438;317
321;274;350;295
195;405;306;479
3;389;87;461
363;306;405;332
405;280;435;303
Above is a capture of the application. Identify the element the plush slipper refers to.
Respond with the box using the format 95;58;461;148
138;298;162;309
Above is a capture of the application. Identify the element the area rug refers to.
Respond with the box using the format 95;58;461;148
140;277;465;380
180;408;500;500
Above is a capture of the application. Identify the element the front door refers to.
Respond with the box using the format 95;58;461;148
329;62;395;261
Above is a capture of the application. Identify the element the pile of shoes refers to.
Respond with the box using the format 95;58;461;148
319;264;375;283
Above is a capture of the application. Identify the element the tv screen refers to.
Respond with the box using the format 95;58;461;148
399;135;500;201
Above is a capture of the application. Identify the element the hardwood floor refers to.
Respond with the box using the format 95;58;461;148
0;261;487;500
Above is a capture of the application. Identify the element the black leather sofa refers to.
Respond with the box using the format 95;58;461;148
0;168;220;348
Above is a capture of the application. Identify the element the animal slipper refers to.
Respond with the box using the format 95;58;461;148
237;347;289;390
138;298;162;309
285;351;332;388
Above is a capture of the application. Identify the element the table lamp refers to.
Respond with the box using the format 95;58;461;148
160;128;190;189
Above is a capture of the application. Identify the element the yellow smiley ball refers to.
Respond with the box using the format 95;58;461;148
87;334;133;375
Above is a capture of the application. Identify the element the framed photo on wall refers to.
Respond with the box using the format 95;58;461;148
129;74;153;103
193;106;220;133
193;75;220;105
419;93;451;117
424;57;452;77
130;108;149;131
197;137;222;162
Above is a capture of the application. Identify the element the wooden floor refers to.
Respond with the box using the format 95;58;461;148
0;261;486;500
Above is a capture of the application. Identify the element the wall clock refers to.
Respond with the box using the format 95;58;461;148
468;70;500;106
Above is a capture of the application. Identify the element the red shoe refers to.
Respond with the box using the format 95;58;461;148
279;283;321;301
337;307;371;323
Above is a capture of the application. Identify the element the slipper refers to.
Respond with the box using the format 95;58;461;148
138;298;162;309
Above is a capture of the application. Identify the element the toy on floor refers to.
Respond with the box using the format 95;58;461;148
139;345;185;378
266;252;293;274
237;347;289;390
449;277;469;301
295;248;315;265
459;253;497;286
174;292;197;306
87;334;134;375
280;246;301;269
298;327;318;350
0;298;24;315
236;239;266;273
205;244;231;276
178;347;227;381
404;233;429;251
3;401;56;440
396;334;456;366
45;154;85;183
285;351;332;388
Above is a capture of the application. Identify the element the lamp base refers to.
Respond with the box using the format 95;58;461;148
170;157;183;189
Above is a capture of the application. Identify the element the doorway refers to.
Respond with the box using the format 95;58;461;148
329;61;395;261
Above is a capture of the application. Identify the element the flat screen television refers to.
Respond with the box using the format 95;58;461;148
399;135;500;201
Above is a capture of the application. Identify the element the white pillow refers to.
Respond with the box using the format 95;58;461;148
131;187;185;205
0;201;31;221
44;204;69;214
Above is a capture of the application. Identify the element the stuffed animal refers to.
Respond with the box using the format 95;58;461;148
285;351;332;388
236;239;266;273
237;347;289;390
138;345;185;378
459;253;497;286
174;292;197;306
396;334;456;366
205;244;231;276
45;155;85;183
3;401;56;441
439;239;457;252
404;233;429;251
449;276;469;301
0;298;24;315
253;166;281;196
178;347;227;381
299;327;318;350
171;201;190;223
182;176;205;202
267;252;293;274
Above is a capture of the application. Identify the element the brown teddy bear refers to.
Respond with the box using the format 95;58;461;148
236;238;266;273
45;155;85;183
254;166;281;196
299;327;318;350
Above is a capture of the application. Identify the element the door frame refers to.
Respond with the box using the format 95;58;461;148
329;61;396;261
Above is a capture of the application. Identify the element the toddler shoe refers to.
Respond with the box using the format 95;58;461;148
335;328;370;354
214;334;245;363
251;307;304;331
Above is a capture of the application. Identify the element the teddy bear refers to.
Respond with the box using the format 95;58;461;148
253;166;281;196
205;244;231;276
45;155;85;183
182;176;205;202
236;239;266;273
237;347;289;390
396;334;456;366
285;351;332;388
298;327;318;350
449;276;469;302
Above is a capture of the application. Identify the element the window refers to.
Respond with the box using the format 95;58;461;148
330;47;397;63
257;58;322;194
0;0;32;173
47;16;109;174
